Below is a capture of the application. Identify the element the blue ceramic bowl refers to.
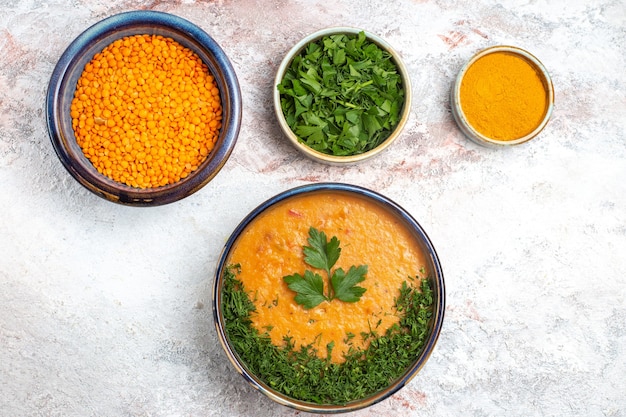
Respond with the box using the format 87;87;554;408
212;183;445;413
46;11;242;206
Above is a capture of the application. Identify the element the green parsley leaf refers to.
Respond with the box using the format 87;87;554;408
303;227;340;275
284;227;367;309
331;265;368;302
283;270;328;309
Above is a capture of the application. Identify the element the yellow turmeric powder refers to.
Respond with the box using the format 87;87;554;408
459;51;548;141
70;34;222;188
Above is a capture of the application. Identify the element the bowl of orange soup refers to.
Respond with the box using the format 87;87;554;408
213;183;445;413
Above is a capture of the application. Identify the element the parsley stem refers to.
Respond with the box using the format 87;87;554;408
326;269;335;301
346;79;373;95
338;101;359;109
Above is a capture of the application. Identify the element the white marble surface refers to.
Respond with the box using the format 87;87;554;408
1;1;625;416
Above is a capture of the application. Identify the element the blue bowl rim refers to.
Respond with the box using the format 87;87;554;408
212;182;445;413
46;10;242;206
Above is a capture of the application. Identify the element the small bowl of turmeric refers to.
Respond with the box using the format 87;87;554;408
451;45;554;147
46;10;242;206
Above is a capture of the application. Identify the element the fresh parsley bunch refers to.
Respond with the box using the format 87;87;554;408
277;31;405;156
283;227;367;309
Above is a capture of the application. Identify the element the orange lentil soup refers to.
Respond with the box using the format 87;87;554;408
70;34;222;189
226;191;429;364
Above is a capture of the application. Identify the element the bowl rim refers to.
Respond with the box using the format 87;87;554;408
212;182;445;413
273;27;412;165
450;45;554;147
46;10;242;206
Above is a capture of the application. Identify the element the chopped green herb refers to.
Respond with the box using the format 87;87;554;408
221;265;435;405
283;227;367;309
277;31;405;156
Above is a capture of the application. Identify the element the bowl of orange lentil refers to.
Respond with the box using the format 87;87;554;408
46;10;242;206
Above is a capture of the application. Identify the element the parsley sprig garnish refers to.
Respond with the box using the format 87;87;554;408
283;227;367;309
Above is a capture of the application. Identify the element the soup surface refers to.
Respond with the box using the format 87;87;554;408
226;191;428;363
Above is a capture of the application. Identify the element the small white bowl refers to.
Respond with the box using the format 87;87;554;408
274;27;411;165
451;45;554;147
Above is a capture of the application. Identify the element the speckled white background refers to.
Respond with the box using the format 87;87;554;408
1;1;625;416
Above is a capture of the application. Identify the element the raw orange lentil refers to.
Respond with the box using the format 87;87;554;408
71;34;222;189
